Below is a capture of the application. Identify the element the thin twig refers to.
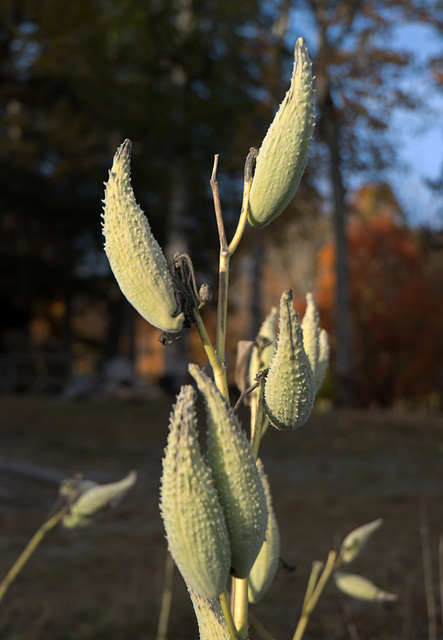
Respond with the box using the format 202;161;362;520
248;610;276;640
439;533;443;635
0;507;67;603
210;154;228;251
156;552;175;640
420;500;438;640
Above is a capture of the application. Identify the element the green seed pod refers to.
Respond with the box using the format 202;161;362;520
189;364;267;579
102;139;185;334
248;460;280;603
248;307;278;386
247;38;315;229
62;471;137;529
301;293;330;393
316;328;330;393
160;385;231;600
264;290;315;430
301;293;320;382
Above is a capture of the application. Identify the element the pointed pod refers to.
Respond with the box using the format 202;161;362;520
247;38;315;228
189;364;267;579
62;471;137;529
333;572;398;602
160;385;231;600
248;307;278;386
338;518;384;565
301;293;330;394
248;460;280;603
264;290;315;430
316;328;330;393
102;139;185;334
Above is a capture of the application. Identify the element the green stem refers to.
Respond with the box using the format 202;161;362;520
248;610;275;640
156;552;175;640
192;306;228;398
220;590;242;640
301;561;323;612
250;376;267;458
292;550;337;640
231;577;249;639
0;507;66;604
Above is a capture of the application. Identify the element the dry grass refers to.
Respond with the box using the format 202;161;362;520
0;395;442;639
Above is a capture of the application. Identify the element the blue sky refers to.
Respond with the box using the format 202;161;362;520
288;8;443;227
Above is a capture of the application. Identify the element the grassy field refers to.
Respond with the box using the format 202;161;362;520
0;395;442;640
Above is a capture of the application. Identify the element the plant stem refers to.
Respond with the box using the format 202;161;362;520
192;306;228;398
250;375;267;458
231;577;249;639
0;507;66;604
301;561;323;612
210;150;256;399
156;552;175;640
292;550;337;640
220;590;242;640
248;610;275;640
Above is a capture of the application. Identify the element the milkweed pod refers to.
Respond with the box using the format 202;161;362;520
338;518;384;565
316;328;330;393
248;460;280;603
265;290;315;430
301;293;320;381
102;139;185;334
247;38;315;228
248;307;278;386
160;385;231;600
189;364;267;579
62;471;137;529
333;572;398;603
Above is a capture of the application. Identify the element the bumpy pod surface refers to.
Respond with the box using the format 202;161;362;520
248;460;280;603
247;38;315;228
188;587;231;640
264;290;315;430
160;385;230;600
189;364;267;579
301;293;320;382
248;307;278;386
102;139;185;334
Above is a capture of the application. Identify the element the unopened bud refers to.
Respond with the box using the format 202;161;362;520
102;140;185;334
160;385;230;599
248;38;315;228
189;364;267;579
265;290;315;430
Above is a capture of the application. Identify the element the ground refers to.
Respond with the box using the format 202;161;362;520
0;395;442;640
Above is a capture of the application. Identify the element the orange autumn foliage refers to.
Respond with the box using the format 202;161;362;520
315;216;443;406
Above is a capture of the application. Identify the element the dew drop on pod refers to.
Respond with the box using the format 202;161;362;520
247;38;315;229
265;290;315;430
160;385;231;600
102;139;185;334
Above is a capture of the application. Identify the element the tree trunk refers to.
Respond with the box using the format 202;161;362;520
315;9;355;407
